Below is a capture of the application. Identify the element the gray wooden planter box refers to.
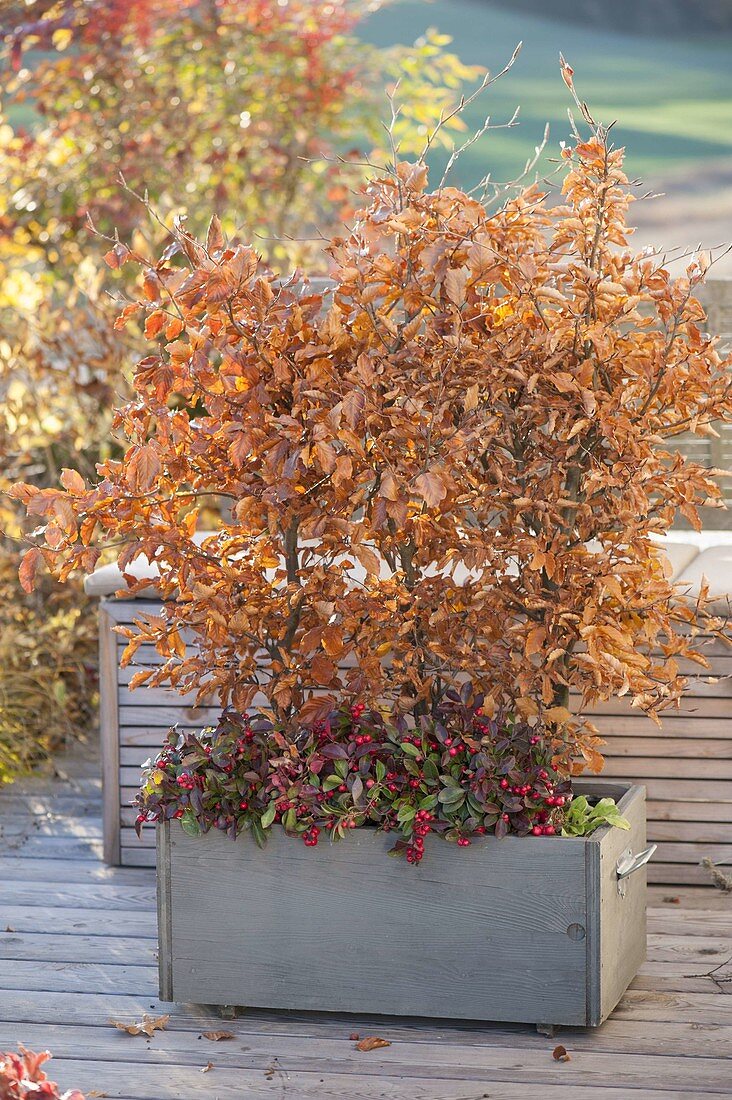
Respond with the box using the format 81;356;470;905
157;780;648;1026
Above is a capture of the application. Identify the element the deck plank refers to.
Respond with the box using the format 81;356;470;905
1;753;732;1099
3;1022;732;1091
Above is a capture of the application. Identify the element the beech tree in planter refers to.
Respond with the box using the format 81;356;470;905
14;73;732;798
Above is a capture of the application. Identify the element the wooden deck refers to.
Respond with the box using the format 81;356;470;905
2;753;732;1099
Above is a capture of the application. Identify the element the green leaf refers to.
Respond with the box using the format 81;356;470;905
438;789;465;808
260;800;277;829
283;807;297;831
440;773;461;789
467;794;485;816
251;818;267;849
375;760;386;783
322;774;342;791
400;741;421;757
180;809;201;837
562;795;630;836
422;757;439;783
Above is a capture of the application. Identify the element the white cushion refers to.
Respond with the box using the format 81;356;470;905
652;541;700;581
675;546;732;611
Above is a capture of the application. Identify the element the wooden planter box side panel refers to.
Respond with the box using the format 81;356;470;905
158;782;647;1026
597;783;648;1024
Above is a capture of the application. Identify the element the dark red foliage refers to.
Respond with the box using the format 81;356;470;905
135;690;572;862
0;1047;84;1100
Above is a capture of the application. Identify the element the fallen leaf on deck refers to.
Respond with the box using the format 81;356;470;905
109;1014;170;1037
87;1092;108;1097
201;1062;214;1073
553;1045;571;1062
202;1030;235;1041
4;926;14;932
356;1036;391;1052
663;896;680;904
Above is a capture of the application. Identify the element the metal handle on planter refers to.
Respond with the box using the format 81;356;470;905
616;844;657;895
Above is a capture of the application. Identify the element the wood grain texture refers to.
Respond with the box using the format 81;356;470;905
597;785;648;1024
163;821;590;1024
159;782;646;1027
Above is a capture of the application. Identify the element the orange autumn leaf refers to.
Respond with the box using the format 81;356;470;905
356;1036;392;1052
110;1014;170;1037
18;548;42;594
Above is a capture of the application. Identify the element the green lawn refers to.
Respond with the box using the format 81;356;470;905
362;0;732;189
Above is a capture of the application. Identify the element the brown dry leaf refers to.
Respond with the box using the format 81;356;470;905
663;896;681;904
201;1030;235;1041
110;1013;170;1037
356;1036;391;1052
553;1044;571;1062
201;1062;214;1074
4;926;15;933
87;1092;108;1098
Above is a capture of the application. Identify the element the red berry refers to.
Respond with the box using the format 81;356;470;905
500;778;509;789
555;796;566;807
448;747;458;757
532;825;543;836
239;800;248;810
501;813;510;822
544;825;556;836
365;778;375;789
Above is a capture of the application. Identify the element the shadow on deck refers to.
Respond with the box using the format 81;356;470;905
1;751;732;1100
